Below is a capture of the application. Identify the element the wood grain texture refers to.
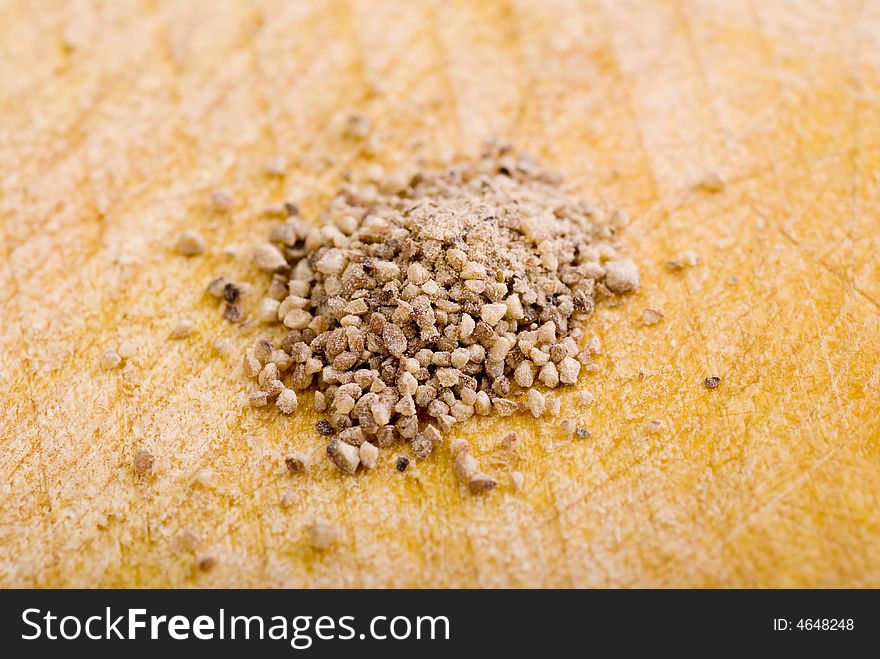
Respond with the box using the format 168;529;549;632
1;0;878;588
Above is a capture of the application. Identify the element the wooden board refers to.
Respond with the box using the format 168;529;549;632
1;0;879;588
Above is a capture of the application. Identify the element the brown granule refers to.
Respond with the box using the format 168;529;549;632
177;230;208;256
695;171;726;193
704;376;722;389
263;378;284;398
206;276;230;297
219;146;639;477
327;438;360;474
276;388;299;414
170;320;195;339
242;351;261;378
667;250;700;270
467;473;497;493
223;282;241;303
284;453;308;473
223;303;243;323
453;443;478;483
197;555;217;571
248;391;269;407
132;448;154;473
603;259;640;293
527;389;546;418
359;442;379;469
646;419;664;433
642;308;664;326
253;243;288;272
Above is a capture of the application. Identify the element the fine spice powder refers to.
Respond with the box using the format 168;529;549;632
215;143;639;490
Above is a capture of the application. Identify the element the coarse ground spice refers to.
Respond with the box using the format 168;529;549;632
219;143;639;480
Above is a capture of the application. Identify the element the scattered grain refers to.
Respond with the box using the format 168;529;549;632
696;171;725;193
642;308;664;326
177;229;208;256
453;449;478;483
327;438;360;474
359;442;379;469
667;250;700;270
223;303;243;323
527;389;545;418
132;448;154;473
197;556;217;571
276;388;299;414
646;419;664;433
468;473;497;494
253;243;288;272
285;453;308;473
603;259;640;293
242;351;261;378
258;297;281;322
207;276;230;297
558;357;580;385
493;398;518;416
263;378;284;398
170;320;194;339
538;361;559;388
249;391;269;407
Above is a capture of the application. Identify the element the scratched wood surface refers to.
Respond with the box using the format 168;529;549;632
1;0;879;588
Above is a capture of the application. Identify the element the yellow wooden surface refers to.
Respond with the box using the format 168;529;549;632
1;0;879;588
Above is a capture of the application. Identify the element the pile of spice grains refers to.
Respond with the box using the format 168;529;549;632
213;144;639;489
